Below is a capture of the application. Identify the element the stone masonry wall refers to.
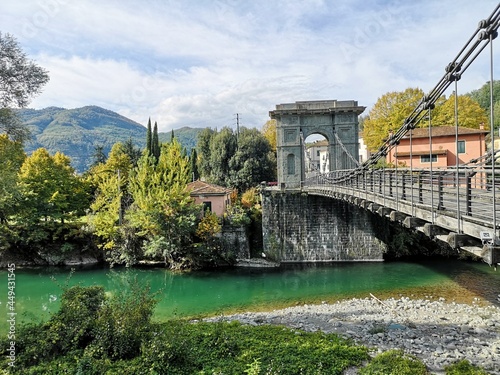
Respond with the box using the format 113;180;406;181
262;190;386;262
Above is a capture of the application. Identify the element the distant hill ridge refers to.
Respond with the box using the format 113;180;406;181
17;106;202;173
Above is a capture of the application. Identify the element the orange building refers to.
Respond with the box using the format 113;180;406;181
187;180;232;216
387;126;488;168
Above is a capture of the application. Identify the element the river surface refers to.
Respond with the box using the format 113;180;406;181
1;259;499;333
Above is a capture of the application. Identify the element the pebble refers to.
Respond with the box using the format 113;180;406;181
205;296;500;374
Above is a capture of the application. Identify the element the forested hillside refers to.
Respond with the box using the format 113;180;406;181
17;106;202;172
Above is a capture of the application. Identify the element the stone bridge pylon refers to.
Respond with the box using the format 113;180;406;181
269;100;365;189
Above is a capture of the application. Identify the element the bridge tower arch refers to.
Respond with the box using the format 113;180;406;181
270;100;365;189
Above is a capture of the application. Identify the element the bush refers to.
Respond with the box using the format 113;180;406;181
13;285;105;367
141;321;199;374
445;360;491;375
359;350;429;375
2;281;158;372
90;281;158;359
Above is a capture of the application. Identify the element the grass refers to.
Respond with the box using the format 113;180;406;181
0;284;494;375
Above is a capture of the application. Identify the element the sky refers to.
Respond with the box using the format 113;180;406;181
1;0;499;132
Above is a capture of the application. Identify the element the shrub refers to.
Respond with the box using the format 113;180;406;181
3;281;158;372
90;280;158;359
445;360;491;375
359;350;429;375
14;285;105;367
140;321;199;374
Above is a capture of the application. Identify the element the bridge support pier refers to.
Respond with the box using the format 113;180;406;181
481;246;500;268
446;233;478;249
377;207;393;217
423;224;449;239
390;211;408;223
403;217;426;229
262;190;386;262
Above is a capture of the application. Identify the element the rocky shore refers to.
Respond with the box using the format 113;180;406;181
207;295;500;374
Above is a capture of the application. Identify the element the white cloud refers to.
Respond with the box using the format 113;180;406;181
2;0;498;132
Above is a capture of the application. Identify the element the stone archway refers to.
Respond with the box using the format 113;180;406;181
269;100;365;189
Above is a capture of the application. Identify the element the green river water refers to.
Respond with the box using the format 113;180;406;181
1;259;499;334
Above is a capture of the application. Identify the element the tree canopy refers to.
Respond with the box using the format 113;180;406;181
229;127;275;191
363;87;490;152
363;88;425;151
262;119;277;152
0;32;49;108
18;148;89;223
432;94;488;129
0;32;49;144
0;134;25;222
196;126;276;192
466;80;500;130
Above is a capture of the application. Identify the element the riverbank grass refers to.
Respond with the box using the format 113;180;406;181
1;283;369;374
1;284;494;374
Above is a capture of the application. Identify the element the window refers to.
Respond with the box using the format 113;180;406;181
420;154;437;163
203;202;212;212
457;140;465;154
287;154;295;175
316;150;320;157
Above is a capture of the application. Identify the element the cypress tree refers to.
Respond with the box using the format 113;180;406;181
190;148;199;181
171;129;175;142
152;121;160;160
146;117;152;155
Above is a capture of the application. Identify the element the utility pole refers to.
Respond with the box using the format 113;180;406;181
236;113;240;141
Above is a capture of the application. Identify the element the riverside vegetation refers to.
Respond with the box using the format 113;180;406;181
0;121;275;270
0;282;494;374
2;31;499;374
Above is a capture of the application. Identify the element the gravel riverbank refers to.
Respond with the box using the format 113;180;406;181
206;295;500;374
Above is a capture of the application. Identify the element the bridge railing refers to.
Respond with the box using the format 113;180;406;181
304;167;499;230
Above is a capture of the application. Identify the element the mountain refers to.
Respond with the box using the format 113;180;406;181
17;106;203;173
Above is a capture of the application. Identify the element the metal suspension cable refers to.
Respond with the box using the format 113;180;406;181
306;4;499;193
344;4;500;179
334;132;360;168
489;30;497;241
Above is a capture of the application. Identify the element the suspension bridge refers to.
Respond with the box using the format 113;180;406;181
264;4;500;267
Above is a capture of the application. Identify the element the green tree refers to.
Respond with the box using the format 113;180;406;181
123;137;141;166
87;142;133;195
18;149;89;223
433;94;489;128
126;139;198;269
0;32;49;108
87;142;133;264
152;121;160;160
363;88;425;151
87;142;133;256
0;32;49;146
494;101;500;131
209;127;237;187
196;127;215;179
91;144;107;167
0;107;30;144
467;80;500;112
89;170;122;252
466;80;500;131
190;147;199;181
146;117;152;154
0;134;25;223
229;127;275;192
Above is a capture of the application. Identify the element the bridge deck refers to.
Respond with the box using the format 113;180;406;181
302;168;500;266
